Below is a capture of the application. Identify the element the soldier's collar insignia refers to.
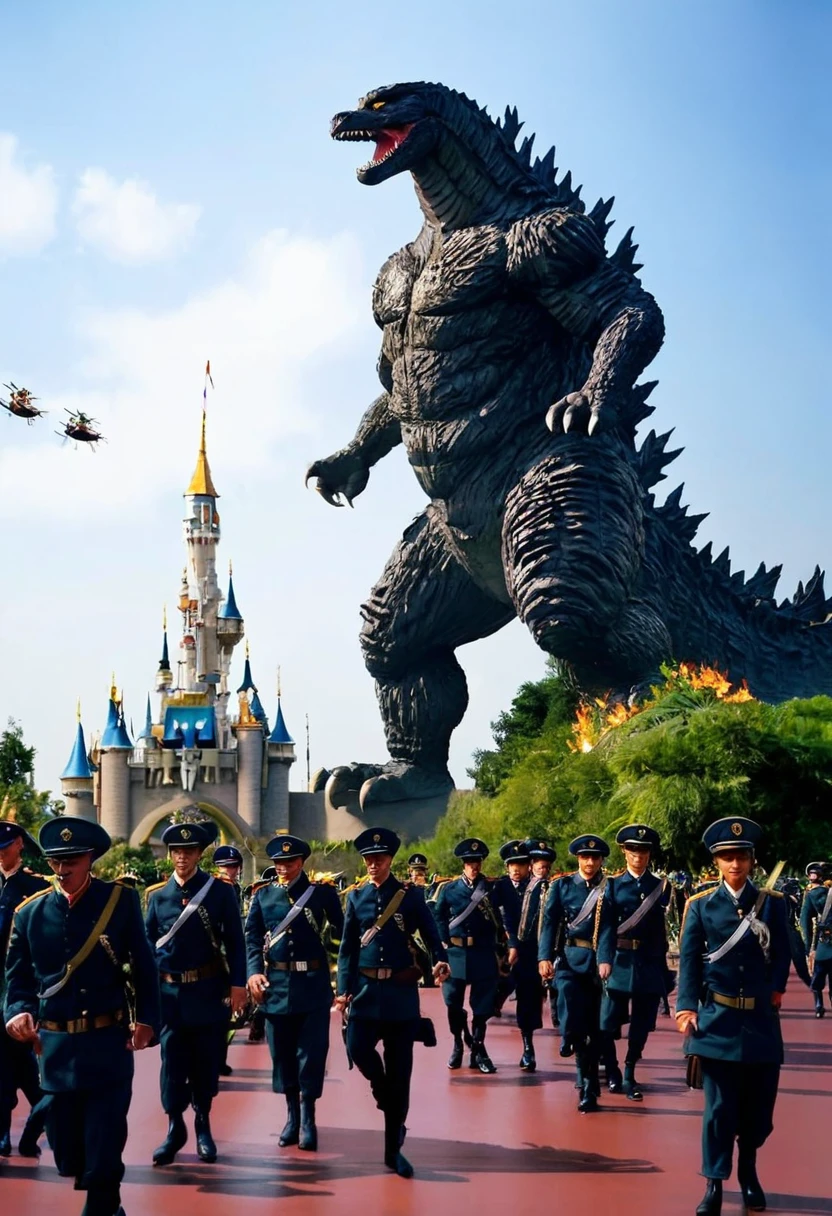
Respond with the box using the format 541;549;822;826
60;828;72;842
731;822;742;837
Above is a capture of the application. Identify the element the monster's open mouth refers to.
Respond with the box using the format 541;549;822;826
333;123;415;171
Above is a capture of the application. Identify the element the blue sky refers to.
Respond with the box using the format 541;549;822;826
1;1;830;795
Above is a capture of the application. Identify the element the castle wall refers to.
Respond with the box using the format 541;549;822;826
235;728;263;834
99;751;131;840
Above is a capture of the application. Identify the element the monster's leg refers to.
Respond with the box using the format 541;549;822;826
350;509;515;808
502;437;671;693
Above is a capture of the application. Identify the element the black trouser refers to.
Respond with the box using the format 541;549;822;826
46;1081;132;1213
347;1018;414;1125
0;1027;43;1134
442;976;498;1019
266;1008;330;1099
160;1022;228;1114
601;990;661;1059
699;1058;780;1180
514;966;544;1033
810;956;832;998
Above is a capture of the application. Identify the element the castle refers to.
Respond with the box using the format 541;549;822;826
58;412;318;873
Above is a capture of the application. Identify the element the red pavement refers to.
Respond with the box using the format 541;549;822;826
2;987;830;1216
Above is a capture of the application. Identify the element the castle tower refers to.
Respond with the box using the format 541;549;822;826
60;707;96;823
262;695;296;836
234;668;264;834
98;684;132;840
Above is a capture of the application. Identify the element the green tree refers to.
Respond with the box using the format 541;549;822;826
0;718;62;839
93;841;168;886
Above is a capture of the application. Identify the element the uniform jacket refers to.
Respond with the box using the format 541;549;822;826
245;872;344;1016
432;875;503;984
0;867;50;999
538;872;614;977
677;881;790;1064
338;875;447;1021
145;868;246;1026
800;884;832;962
597;870;670;995
4;878;161;1092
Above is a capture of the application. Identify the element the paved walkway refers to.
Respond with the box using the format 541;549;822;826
2;987;830;1215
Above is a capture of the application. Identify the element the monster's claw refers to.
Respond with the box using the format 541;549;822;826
587;412;600;436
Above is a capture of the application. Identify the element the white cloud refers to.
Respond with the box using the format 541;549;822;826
0;134;58;255
73;168;201;263
0;228;363;518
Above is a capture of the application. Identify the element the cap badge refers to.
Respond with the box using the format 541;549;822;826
638;828;646;838
731;822;742;837
181;828;192;841
282;842;290;853
539;842;545;848
472;842;479;851
373;833;381;843
588;840;596;849
60;828;73;842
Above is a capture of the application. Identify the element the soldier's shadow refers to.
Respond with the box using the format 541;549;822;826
126;1128;658;1196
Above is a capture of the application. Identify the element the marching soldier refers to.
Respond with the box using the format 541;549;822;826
213;844;245;913
525;840;559;1029
407;853;429;887
433;839;503;1074
404;853;435;987
336;827;449;1178
800;861;832;1018
676;817;790;1216
538;834;613;1112
493;840;544;1070
598;824;670;1100
245;834;344;1152
4;816;160;1216
145;820;247;1167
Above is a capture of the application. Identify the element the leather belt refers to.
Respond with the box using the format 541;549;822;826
360;966;394;980
712;991;756;1011
566;937;593;949
617;938;641;950
268;960;321;973
450;936;477;947
160;960;223;984
40;1010;124;1034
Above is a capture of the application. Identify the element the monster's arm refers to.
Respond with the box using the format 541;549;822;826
305;387;402;507
508;209;665;435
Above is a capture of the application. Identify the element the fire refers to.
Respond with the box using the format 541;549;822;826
568;704;598;753
677;663;755;703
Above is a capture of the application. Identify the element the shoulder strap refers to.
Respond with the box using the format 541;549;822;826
39;885;123;999
360;887;407;947
567;876;606;934
155;876;215;949
704;890;767;965
617;877;667;936
263;882;318;952
818;885;832;927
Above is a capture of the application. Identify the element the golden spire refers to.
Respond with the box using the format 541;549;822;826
186;409;219;498
76;698;82;722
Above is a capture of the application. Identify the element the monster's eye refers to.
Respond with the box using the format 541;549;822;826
370;101;386;110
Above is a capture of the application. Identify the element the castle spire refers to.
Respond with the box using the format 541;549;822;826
61;715;94;779
185;409;219;498
237;640;256;694
218;560;242;621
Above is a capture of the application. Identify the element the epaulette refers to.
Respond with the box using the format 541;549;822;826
250;879;273;896
13;886;51;914
144;880;167;897
687;887;716;904
609;868;626;877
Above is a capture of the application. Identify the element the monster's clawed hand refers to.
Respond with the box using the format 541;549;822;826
546;388;613;437
305;448;370;507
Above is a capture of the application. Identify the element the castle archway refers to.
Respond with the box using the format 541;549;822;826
129;794;262;882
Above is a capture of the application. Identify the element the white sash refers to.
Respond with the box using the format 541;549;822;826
703;891;767;964
567;877;606;934
448;882;489;934
155;876;215;949
617;877;667;937
263;883;317;952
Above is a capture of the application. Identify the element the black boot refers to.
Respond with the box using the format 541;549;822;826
80;1184;123;1216
18;1106;46;1157
448;1033;464;1069
298;1095;317;1152
814;995;825;1018
383;1111;413;1178
737;1148;766;1212
519;1032;536;1072
695;1179;722;1215
0;1122;11;1156
577;1078;599;1113
152;1113;187;1166
576;1053;598;1112
623;1059;644;1102
470;1017;496;1074
193;1106;217;1163
558;1035;574;1058
279;1089;300;1146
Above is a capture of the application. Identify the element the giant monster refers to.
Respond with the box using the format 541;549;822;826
307;81;832;812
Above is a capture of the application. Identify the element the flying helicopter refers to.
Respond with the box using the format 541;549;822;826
1;382;46;424
58;409;106;449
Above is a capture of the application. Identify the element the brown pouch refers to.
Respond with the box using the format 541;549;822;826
686;1054;704;1090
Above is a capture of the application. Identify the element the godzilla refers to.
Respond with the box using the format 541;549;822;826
307;80;832;814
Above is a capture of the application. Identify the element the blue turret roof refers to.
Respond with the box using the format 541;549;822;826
101;698;133;749
140;695;154;741
237;656;256;694
268;699;294;745
250;691;269;732
61;721;95;779
158;630;171;672
218;572;242;621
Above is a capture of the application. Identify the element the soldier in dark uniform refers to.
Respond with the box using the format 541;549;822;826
4;816;160;1216
493;840;545;1070
676;817;790;1216
246;834;343;1151
246;865;276;1044
432;839;503;1074
212;844;245;1076
525;841;558;1029
145;820;247;1166
598;824;670;1101
407;853;429;887
491;840;529;1017
404;853;435;987
538;834;613;1113
0;820;50;1158
336;827;449;1178
800;861;832;1017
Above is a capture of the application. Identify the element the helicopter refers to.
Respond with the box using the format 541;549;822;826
1;382;46;424
58;409;106;449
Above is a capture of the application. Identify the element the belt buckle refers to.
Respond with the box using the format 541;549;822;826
378;967;392;979
295;961;308;972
